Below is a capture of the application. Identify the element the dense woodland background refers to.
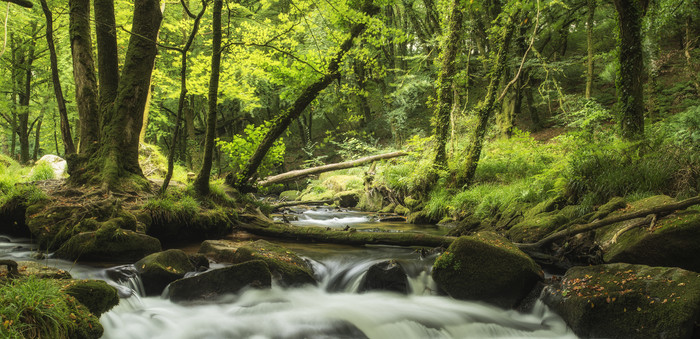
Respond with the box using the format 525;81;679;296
0;0;698;213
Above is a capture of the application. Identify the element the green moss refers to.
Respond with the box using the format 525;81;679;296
543;263;700;338
231;240;316;286
135;249;195;295
62;279;119;317
432;232;543;308
394;205;409;215
279;190;301;201
507;211;569;243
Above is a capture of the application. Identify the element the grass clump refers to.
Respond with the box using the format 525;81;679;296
29;161;56;181
0;276;102;338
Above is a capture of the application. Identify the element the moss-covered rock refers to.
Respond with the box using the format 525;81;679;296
590;196;627;221
188;253;210;271
432;232;543;308
166;260;272;302
54;226;161;262
135;249;195;296
380;203;396;213
406;210;436;224
403;197;420;211
0;261;72;279
335;190;361;208
62;279;120;317
199;239;316;286
322;175;363;192
542;263;700;338
279;190;300;201
394;205;409;216
524;196;565;218
358;260;409;294
0;193;32;237
507;210;569;243
146;205;234;243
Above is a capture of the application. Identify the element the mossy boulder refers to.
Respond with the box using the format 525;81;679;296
394;205;409;216
380;203;396;213
432;232;543;308
62;279;120;317
135;249;195;296
335;190;361;208
507;210;569;243
166;260;271;302
0;193;32;237
594;195;700;272
0;261;72;279
542;263;700;338
358;260;409;294
322;175;363;192
188;253;210;271
406;210;435;224
199;239;316;286
279;190;300;201
590;196;627;221
54;226;161;262
403;197;420;211
146;206;234;243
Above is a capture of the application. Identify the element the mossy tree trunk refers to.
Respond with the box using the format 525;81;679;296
613;0;647;140
232;1;380;192
432;0;464;168
68;0;163;191
193;0;222;196
457;13;516;188
585;0;596;99
40;0;76;156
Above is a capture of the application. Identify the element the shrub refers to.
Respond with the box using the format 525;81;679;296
217;122;285;180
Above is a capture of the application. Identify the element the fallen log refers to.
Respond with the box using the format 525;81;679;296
238;214;454;248
271;199;334;211
258;151;407;187
517;195;700;252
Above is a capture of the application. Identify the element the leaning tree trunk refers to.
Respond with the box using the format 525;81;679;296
40;0;76;155
613;0;647;140
458;14;516;187
193;0;222;196
233;1;380;191
432;0;464;168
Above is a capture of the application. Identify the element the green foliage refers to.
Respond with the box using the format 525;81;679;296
29;161;56;181
666;106;700;152
328;137;379;160
0;276;101;339
554;96;613;131
218;122;285;179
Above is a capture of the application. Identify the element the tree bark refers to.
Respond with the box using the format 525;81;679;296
585;0;595;99
40;0;76;155
432;0;463;168
458;14;517;187
33;115;42;161
17;24;36;165
94;0;120;114
232;1;380;192
69;0;100;155
258;151;407;186
193;0;222;196
613;0;647;139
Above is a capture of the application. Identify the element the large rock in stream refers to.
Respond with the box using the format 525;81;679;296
166;260;272;302
542;263;700;338
596;195;700;272
135;249;195;296
431;232;543;308
199;239;316;286
358;260;410;294
55;227;161;262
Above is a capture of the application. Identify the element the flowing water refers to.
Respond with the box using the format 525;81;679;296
0;209;577;339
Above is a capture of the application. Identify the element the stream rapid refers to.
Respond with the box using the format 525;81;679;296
0;209;577;338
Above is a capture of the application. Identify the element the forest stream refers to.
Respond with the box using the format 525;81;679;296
0;209;577;339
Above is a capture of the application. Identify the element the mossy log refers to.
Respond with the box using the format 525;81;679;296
238;214;454;248
517;195;700;252
271;199;334;211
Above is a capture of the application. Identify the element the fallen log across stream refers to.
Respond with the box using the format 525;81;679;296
238;195;700;265
257;151;407;187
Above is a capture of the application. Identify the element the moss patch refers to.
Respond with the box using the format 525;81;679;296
432;232;543;308
62;279;119;317
55;226;161;262
135;249;195;295
507;210;569;243
542;263;700;338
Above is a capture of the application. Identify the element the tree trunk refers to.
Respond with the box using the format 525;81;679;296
69;0;100;155
39;0;76;155
193;0;222;196
162;1;206;194
233;1;380;191
432;0;463;168
33;115;42;161
68;0;163;191
613;0;647;139
458;14;517;187
17;26;35;165
585;0;595;99
258;151;407;186
94;0;120;116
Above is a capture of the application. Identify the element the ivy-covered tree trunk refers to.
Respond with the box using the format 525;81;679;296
613;0;647;139
585;0;596;99
193;0;222;196
40;0;76;155
17;26;36;165
68;0;162;191
432;0;464;168
232;1;380;191
457;14;516;188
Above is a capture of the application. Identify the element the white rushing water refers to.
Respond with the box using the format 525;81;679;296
1;215;577;339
